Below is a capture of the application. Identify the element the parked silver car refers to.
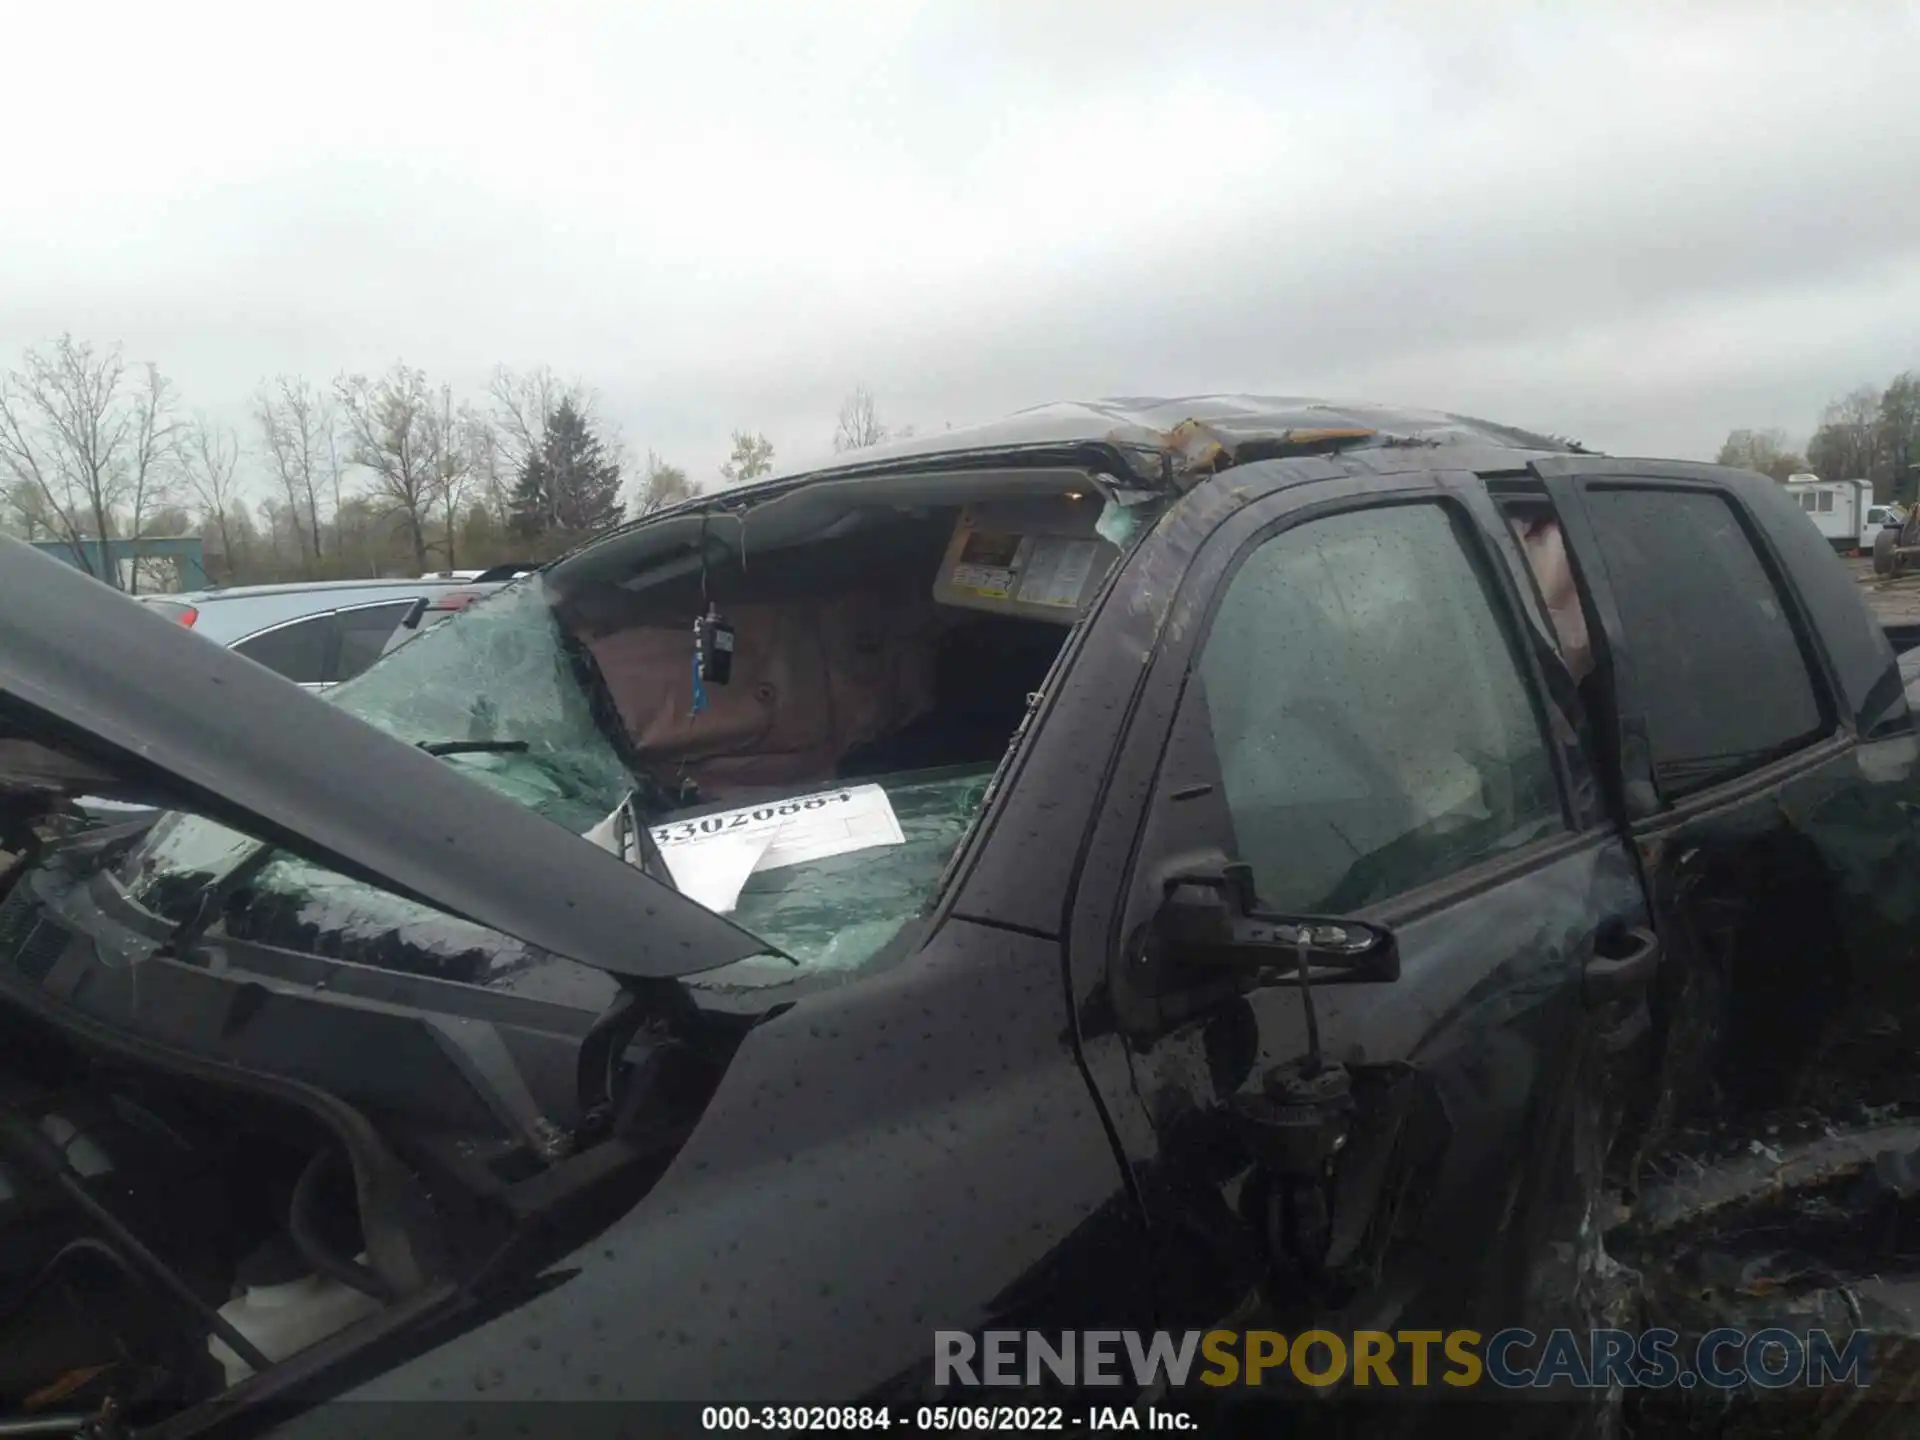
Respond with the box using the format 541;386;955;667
139;576;505;689
75;577;509;828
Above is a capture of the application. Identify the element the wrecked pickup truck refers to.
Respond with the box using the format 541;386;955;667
1;397;1919;1437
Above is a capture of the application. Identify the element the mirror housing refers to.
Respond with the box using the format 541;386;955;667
1150;852;1400;984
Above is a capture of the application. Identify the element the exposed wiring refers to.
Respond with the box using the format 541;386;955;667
698;511;711;606
692;511;713;719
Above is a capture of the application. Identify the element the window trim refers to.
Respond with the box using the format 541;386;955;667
1562;477;1840;803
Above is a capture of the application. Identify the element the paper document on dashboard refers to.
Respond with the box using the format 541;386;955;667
640;784;907;913
658;833;775;913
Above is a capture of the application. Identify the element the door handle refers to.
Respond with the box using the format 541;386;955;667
1583;925;1659;1005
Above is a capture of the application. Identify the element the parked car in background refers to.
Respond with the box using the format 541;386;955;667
418;564;538;583
139;576;508;690
77;577;511;828
376;567;539;660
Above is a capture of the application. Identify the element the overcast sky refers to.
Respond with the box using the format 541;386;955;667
3;0;1918;491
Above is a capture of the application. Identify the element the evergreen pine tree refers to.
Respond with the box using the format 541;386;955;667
509;398;624;538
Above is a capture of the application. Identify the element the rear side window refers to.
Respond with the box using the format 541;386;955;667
333;601;419;682
233;612;335;684
1583;488;1826;798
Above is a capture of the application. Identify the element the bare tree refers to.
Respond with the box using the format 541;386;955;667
719;430;775;486
2;480;54;541
467;417;513;534
181;417;244;577
423;383;479;571
1807;386;1885;492
1883;373;1920;505
833;386;890;452
1715;427;1805;483
321;409;357;574
256;498;286;566
218;500;260;582
122;362;184;590
323;412;346;518
255;376;332;565
0;336;182;587
488;365;595;472
335;365;439;575
638;450;695;515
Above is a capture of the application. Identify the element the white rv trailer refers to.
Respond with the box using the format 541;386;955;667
1782;474;1878;553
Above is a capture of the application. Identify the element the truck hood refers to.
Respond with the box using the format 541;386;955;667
0;537;769;979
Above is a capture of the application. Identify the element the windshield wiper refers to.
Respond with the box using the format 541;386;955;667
417;740;530;758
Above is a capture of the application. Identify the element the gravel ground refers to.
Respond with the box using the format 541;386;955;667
1846;553;1920;626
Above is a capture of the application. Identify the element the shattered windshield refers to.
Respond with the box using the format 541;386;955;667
122;579;634;915
325;578;635;829
653;765;993;992
111;577;994;993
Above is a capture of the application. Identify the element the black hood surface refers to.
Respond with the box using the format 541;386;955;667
0;538;770;979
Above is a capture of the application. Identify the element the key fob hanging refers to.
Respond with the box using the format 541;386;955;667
694;604;735;686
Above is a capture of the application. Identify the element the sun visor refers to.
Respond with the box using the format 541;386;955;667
932;491;1120;623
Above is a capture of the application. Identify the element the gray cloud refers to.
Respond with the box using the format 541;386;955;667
2;0;1916;488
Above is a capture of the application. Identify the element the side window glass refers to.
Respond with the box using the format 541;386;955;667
333;601;418;682
1196;503;1565;914
1582;488;1826;797
233;613;335;684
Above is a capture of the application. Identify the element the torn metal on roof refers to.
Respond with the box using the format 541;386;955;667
617;394;1596;530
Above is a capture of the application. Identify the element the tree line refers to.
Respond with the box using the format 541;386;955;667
0;333;913;591
1716;369;1920;498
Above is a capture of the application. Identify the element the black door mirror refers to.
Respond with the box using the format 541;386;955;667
1150;851;1400;984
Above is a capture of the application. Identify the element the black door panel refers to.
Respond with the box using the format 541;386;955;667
1063;470;1657;1368
1100;837;1648;1331
1532;464;1920;1171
